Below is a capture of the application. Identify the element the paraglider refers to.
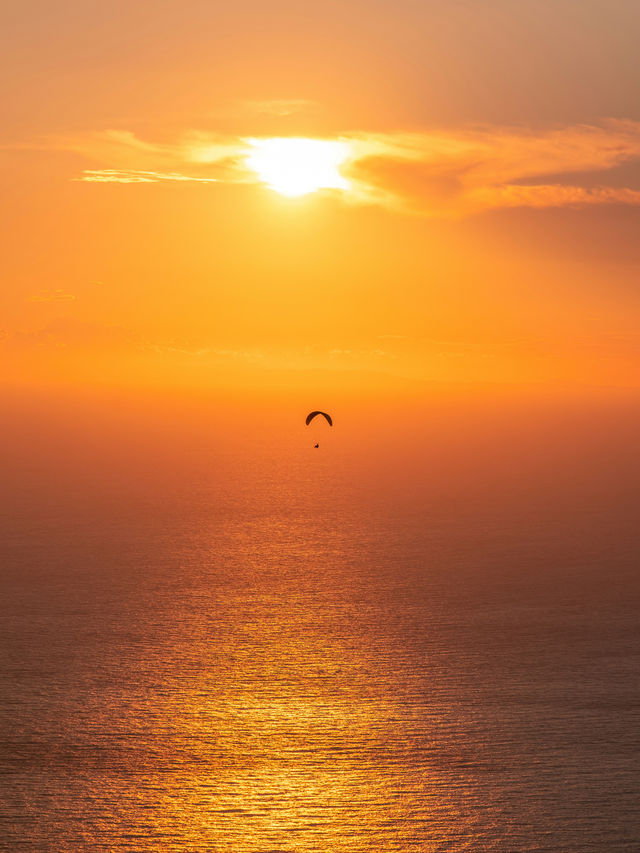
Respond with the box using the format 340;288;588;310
306;411;332;449
305;411;333;427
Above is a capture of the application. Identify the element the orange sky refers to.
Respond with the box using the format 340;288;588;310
2;0;640;395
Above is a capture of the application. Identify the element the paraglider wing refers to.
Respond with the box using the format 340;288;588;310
305;411;333;427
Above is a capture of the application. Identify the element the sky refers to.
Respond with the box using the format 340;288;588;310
2;0;640;396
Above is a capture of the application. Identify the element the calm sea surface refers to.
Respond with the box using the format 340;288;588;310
1;394;639;851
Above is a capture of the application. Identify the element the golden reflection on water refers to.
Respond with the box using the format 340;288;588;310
3;421;639;851
166;633;466;852
145;503;473;853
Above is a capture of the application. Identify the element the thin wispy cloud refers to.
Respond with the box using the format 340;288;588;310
2;318;134;351
238;98;314;117
63;120;640;216
76;169;220;184
29;289;77;303
468;184;640;211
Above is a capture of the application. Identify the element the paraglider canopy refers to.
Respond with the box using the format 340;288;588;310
305;411;333;427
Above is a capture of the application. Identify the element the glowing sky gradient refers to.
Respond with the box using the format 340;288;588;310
2;0;640;393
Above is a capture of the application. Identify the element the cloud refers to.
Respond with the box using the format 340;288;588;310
344;120;640;215
2;318;134;350
60;120;640;216
76;169;220;184
51;129;245;181
467;184;640;212
238;98;314;117
329;347;393;360
29;289;76;302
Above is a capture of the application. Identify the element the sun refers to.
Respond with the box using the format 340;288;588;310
245;137;351;197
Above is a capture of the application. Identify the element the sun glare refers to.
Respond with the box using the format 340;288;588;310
245;138;351;197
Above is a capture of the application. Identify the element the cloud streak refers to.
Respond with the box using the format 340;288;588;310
76;169;220;184
238;98;314;117
64;120;640;216
29;289;77;302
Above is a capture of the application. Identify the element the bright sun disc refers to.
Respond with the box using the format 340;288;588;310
245;138;350;197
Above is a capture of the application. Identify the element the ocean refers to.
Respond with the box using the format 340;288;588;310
1;389;639;851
